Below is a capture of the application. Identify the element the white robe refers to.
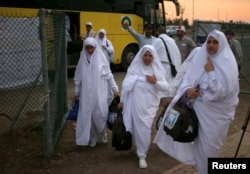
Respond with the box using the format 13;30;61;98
154;30;239;174
95;29;115;104
95;29;114;64
121;45;170;159
169;47;201;96
152;33;182;90
74;38;118;145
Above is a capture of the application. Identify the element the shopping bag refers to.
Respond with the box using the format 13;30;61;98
66;100;79;120
164;94;198;143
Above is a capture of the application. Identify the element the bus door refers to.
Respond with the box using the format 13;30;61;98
66;12;82;69
143;0;165;36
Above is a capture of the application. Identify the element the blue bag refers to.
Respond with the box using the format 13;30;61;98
66;100;79;120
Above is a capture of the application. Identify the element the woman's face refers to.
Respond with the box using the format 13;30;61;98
206;36;219;55
142;51;153;66
98;32;104;39
85;45;95;55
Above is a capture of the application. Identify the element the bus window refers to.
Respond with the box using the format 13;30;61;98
156;2;165;25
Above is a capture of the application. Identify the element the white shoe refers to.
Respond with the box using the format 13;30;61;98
89;141;96;147
101;134;108;143
139;158;147;169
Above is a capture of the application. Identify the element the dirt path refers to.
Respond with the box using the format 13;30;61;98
1;72;250;174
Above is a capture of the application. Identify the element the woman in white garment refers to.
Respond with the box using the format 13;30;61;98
154;29;239;174
95;29;115;104
95;29;114;65
118;45;170;169
74;37;119;147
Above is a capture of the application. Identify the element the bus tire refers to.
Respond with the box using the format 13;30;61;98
121;45;138;71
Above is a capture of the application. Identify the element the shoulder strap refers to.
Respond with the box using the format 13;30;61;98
159;37;173;65
106;40;109;47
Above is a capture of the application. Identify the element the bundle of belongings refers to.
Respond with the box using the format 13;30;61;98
108;96;132;150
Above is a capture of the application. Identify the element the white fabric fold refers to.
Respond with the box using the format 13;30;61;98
154;30;239;173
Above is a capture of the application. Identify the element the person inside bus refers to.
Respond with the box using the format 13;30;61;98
74;37;119;148
123;23;156;49
95;29;115;73
154;29;239;174
81;22;96;40
117;45;169;169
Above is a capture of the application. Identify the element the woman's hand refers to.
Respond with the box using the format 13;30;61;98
146;74;157;84
74;95;79;100
204;58;214;72
114;92;120;97
102;45;107;50
118;102;123;110
187;87;200;99
123;23;129;29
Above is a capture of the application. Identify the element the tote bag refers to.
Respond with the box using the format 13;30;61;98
163;94;198;143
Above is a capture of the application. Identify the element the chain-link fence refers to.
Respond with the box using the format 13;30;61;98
0;9;67;157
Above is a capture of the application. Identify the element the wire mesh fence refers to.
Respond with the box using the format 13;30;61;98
0;8;68;157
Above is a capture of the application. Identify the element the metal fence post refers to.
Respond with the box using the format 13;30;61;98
39;8;53;157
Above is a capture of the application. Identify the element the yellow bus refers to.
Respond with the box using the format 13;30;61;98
0;0;180;70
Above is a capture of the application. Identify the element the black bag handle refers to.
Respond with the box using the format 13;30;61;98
159;37;173;66
159;37;177;77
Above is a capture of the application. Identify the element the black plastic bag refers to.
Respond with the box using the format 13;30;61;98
164;95;198;143
107;96;120;131
112;109;132;151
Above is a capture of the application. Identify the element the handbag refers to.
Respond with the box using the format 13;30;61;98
107;95;120;131
112;109;132;151
159;37;177;77
163;93;198;143
66;100;79;120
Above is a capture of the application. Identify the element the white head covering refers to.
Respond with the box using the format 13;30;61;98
83;36;96;59
83;36;96;48
95;29;107;46
182;29;238;94
126;45;166;78
74;37;110;86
